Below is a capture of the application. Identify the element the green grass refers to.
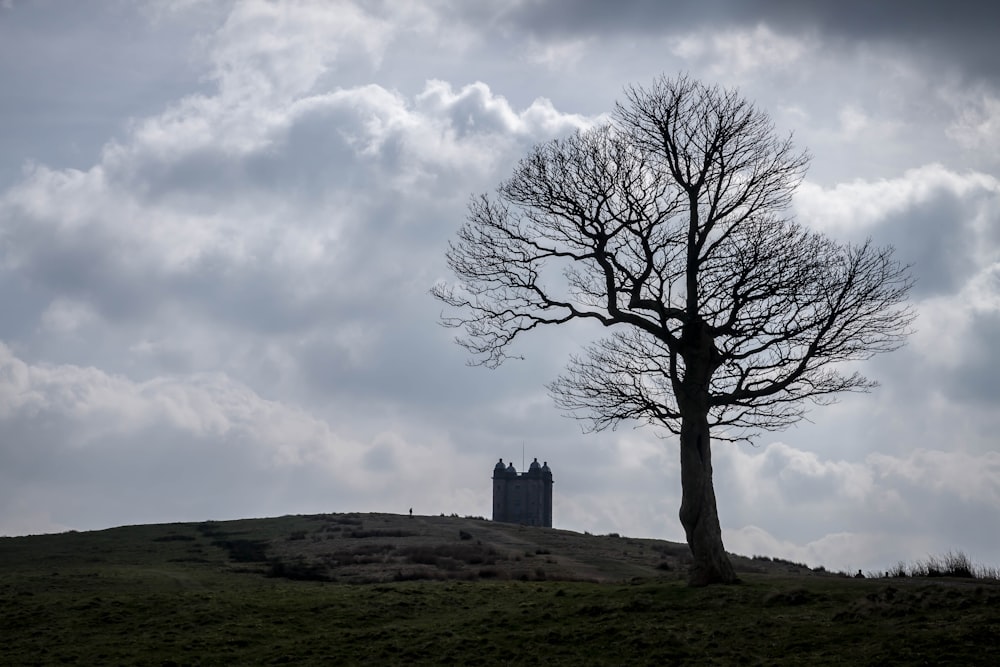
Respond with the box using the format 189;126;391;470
3;514;1000;665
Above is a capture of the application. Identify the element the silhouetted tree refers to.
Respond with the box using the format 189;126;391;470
432;75;913;586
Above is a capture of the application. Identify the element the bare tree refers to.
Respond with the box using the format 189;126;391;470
432;75;913;586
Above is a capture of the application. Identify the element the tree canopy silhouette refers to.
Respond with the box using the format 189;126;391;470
432;75;913;586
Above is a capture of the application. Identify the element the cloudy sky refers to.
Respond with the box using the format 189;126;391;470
2;0;998;574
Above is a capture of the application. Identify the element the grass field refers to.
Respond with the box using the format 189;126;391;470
2;513;999;665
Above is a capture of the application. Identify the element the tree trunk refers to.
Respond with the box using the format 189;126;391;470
678;411;740;586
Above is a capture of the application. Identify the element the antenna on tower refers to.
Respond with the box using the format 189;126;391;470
522;441;525;471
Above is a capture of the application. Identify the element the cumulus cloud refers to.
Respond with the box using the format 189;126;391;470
0;1;611;537
0;342;337;460
0;342;339;533
718;442;879;516
0;60;600;384
795;165;999;235
0;341;493;535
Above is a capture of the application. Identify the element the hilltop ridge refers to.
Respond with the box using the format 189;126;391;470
0;511;826;584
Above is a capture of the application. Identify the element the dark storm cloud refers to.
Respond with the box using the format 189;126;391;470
1;210;157;322
868;188;991;298
484;0;1000;84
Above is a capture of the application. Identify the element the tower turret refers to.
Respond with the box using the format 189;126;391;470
492;459;506;522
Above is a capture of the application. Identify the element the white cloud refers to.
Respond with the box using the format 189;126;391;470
412;80;599;165
869;448;1000;507
209;0;392;100
107;1;392;165
0;341;488;534
947;90;1000;153
795;164;1000;235
834;104;903;143
725;526;928;574
38;299;98;334
0;68;603;362
717;440;1000;571
0;341;342;462
523;37;590;70
909;264;1000;365
721;441;877;508
671;24;810;78
0;70;602;372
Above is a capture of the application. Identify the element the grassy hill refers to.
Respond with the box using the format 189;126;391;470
2;512;999;665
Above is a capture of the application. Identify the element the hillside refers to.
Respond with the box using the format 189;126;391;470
0;512;820;585
2;513;999;665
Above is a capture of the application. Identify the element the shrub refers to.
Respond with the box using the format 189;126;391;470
887;561;908;578
916;551;974;578
212;539;269;563
459;530;473;541
941;551;975;578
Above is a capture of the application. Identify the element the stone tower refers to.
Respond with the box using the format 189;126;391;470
492;458;553;527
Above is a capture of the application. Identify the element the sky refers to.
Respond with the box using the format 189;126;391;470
1;0;998;574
